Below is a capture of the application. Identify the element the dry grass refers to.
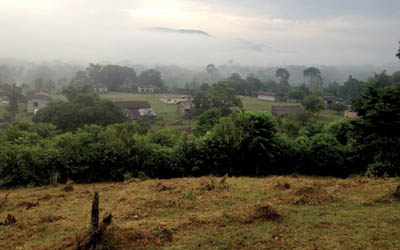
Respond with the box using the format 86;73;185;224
0;176;399;249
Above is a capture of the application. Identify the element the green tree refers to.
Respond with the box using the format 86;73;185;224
303;67;323;92
33;94;126;131
194;108;223;136
206;81;243;115
0;83;23;121
302;95;326;117
62;82;92;101
332;102;347;114
139;69;164;88
275;68;290;82
351;84;400;176
288;89;305;103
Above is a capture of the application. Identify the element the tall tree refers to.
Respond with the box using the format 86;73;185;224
0;83;23;120
351;84;400;176
396;41;400;60
303;67;323;92
341;75;365;101
275;68;290;82
139;69;164;88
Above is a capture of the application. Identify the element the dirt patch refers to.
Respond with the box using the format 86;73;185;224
274;182;291;190
62;180;74;192
39;215;65;224
229;204;282;224
0;214;17;226
102;226;175;249
200;175;230;191
393;185;400;200
294;185;335;205
0;193;9;209
155;182;175;192
37;194;52;201
18;201;40;210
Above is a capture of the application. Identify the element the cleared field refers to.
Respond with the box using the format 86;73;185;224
0;176;399;249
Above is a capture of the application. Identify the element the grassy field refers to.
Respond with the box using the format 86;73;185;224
0;176;399;249
0;93;344;129
99;92;344;127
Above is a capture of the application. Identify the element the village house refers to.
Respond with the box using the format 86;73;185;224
271;105;303;117
138;85;155;93
115;101;156;120
27;92;53;114
177;100;193;118
92;85;109;94
258;92;285;102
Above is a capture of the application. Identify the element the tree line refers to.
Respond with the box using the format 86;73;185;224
0;83;399;187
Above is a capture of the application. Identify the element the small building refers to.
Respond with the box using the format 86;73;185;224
138;85;155;93
160;96;188;104
92;85;108;94
271;105;303;117
258;92;285;102
27;92;53;113
115;101;156;120
177;100;193;118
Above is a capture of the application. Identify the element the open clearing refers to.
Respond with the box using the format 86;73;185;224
0;176;399;249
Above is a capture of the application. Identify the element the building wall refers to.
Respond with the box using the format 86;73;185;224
138;108;156;116
27;99;50;113
138;87;154;93
258;95;276;102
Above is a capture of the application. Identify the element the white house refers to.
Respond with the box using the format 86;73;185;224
115;101;156;120
257;92;285;102
138;85;155;93
27;92;53;114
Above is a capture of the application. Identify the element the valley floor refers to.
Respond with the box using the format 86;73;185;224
0;176;399;249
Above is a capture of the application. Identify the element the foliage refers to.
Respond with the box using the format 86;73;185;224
33;94;126;132
275;68;290;82
350;84;400;176
192;81;242;116
397;41;400;60
281;119;301;138
331;102;347;113
303;67;323;92
0;83;23;120
62;82;92;101
76;63;139;91
139;69;164;89
302;95;326;116
288;89;305;103
194;108;223;136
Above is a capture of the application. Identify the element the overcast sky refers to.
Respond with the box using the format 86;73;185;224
0;0;399;66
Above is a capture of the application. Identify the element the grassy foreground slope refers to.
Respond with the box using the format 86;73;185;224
0;176;399;249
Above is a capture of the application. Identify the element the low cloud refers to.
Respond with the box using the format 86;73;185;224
146;27;212;37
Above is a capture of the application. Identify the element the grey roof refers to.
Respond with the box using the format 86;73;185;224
115;101;151;109
28;92;53;102
258;92;284;97
271;105;303;116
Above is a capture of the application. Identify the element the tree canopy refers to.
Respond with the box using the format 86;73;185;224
275;68;290;82
33;94;126;131
302;95;326;117
192;81;242;116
